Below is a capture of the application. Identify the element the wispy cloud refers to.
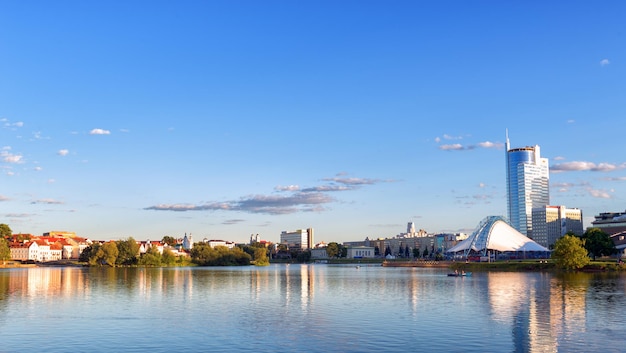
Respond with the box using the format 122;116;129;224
587;187;612;199
567;120;575;124
5;213;30;218
2;118;24;129
603;176;626;181
275;185;300;192
145;192;334;215
438;141;503;151
1;148;23;164
146;174;388;215
223;219;245;225
57;149;69;156
321;177;382;185
301;185;354;192
0;195;9;201
31;198;64;205
90;128;111;135
600;59;610;66
551;161;626;172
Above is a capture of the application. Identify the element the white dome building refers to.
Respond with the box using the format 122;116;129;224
447;216;549;259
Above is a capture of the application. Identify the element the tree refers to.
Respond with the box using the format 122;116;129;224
0;237;11;262
412;248;421;258
161;248;177;266
582;228;617;260
398;244;404;257
139;246;162;266
100;242;119;266
116;237;140;266
253;247;269;266
423;248;429;258
0;224;12;239
385;245;391;256
326;242;340;258
551;235;590;270
405;246;410;258
162;236;177;246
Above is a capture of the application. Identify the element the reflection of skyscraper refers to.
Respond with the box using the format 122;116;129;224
505;132;550;237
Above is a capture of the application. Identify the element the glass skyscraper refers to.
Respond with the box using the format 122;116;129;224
505;132;550;238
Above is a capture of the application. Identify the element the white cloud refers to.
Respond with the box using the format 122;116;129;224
90;128;111;135
587;188;612;199
275;185;300;192
439;143;464;151
600;59;610;66
1;150;23;163
551;161;626;172
34;166;43;171
57;149;69;156
434;137;441;143
553;156;566;161
31;198;64;205
567;120;575;124
476;141;503;149
478;183;485;188
0;195;8;201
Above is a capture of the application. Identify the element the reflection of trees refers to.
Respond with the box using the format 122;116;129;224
0;272;9;318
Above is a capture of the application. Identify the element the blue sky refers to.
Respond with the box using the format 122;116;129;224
1;1;624;244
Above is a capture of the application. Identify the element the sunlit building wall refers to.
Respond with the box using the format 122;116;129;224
532;206;583;248
280;229;312;250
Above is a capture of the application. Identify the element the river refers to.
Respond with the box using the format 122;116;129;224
0;264;624;352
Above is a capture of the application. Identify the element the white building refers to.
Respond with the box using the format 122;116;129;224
346;246;375;259
280;228;313;250
532;205;583;248
10;241;39;261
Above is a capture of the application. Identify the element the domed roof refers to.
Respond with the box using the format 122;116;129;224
447;216;549;254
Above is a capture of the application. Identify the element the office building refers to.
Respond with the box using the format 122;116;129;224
532;205;583;248
280;228;313;250
505;132;550;237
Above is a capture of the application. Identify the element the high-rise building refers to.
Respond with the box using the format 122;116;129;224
532;205;583;248
505;132;550;238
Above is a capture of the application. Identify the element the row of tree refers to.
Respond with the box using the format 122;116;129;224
79;237;181;267
551;228;618;270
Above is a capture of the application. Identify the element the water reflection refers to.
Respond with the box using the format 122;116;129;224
0;266;625;353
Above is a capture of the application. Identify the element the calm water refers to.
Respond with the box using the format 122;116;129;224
0;264;625;353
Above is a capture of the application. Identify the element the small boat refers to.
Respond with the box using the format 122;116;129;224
447;272;472;277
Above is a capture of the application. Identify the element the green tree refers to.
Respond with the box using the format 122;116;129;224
100;242;119;266
139;246;162;266
161;248;177;266
551;235;590;270
0;224;12;239
326;242;340;258
116;237;140;265
413;248;421;258
582;228;616;260
0;237;11;262
423;248;429;258
162;236;177;246
253;247;269;266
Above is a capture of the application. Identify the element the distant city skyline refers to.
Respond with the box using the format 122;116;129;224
1;1;625;244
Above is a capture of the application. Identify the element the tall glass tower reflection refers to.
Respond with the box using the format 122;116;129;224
505;131;550;237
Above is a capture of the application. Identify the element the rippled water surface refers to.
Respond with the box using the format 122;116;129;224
1;265;625;352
